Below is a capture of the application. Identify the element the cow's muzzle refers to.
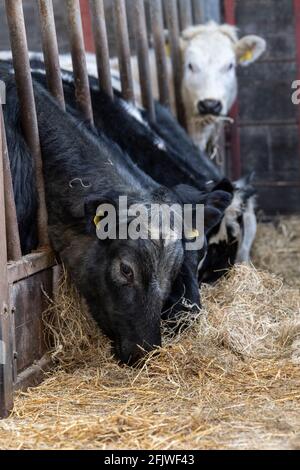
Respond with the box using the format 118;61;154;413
197;99;223;116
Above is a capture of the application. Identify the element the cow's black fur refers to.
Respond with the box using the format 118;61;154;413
2;79;38;254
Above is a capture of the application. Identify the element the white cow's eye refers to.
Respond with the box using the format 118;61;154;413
188;62;199;73
228;63;235;71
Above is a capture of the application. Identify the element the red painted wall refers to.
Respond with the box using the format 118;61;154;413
80;0;95;52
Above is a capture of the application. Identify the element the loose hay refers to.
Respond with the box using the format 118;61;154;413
253;216;300;288
0;218;300;450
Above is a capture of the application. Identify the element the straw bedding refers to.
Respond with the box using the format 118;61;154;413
0;216;299;450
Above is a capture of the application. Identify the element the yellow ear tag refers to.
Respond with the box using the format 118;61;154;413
240;50;253;63
165;43;171;57
186;229;200;239
94;210;105;227
94;215;101;227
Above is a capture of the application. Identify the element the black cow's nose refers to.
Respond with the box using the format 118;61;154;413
116;338;161;367
198;99;223;116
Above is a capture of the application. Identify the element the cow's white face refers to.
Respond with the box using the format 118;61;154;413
181;23;266;124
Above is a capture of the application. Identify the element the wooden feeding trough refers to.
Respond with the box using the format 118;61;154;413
0;0;213;418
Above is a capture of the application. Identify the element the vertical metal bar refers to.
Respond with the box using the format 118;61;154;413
89;0;113;98
178;0;193;30
5;0;49;248
192;0;204;24
113;0;135;103
0;107;13;419
65;0;94;123
150;0;170;107
224;0;241;180
130;0;155;120
1;111;22;262
37;0;65;109
165;0;186;126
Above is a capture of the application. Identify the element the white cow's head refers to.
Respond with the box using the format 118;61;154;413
180;22;266;122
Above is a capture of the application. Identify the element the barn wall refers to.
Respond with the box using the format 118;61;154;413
235;0;300;213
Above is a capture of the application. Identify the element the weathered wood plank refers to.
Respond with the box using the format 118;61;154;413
13;268;54;374
0;105;13;418
7;250;57;285
15;353;52;391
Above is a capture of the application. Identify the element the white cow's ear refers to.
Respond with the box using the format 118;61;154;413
179;37;188;52
235;35;266;66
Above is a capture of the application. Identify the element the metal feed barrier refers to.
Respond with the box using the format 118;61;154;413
0;0;214;418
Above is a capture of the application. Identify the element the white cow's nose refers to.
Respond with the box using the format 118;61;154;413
197;99;223;116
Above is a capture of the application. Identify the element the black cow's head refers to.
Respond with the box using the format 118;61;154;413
68;189;185;366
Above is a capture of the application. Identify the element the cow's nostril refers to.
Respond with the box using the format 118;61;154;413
198;99;223;116
116;340;159;367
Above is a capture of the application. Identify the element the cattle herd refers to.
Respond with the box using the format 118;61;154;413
0;22;266;366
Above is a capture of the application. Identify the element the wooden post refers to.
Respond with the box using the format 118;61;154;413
37;0;65;109
5;0;49;248
0;108;14;419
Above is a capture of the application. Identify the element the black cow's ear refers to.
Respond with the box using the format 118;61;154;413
204;207;223;235
212;178;234;194
171;184;207;204
84;191;121;235
205;190;233;212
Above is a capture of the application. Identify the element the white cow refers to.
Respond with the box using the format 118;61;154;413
109;22;266;153
178;22;266;151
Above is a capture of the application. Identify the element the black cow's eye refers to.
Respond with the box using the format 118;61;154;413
120;263;134;282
